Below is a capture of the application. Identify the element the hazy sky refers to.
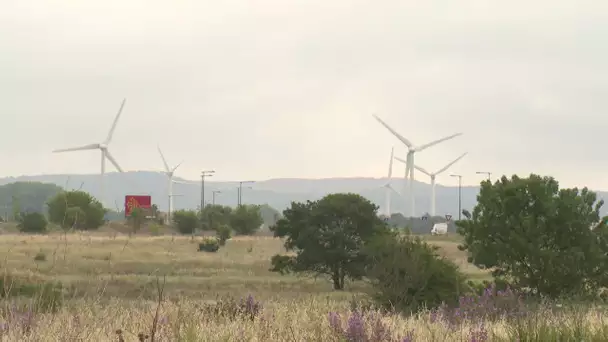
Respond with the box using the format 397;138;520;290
2;1;608;188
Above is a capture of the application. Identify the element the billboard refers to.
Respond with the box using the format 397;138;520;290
124;195;152;217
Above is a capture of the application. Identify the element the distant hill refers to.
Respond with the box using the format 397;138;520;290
2;171;608;219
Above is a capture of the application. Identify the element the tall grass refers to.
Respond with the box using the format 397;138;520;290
0;232;604;341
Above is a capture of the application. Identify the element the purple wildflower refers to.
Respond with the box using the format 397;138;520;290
328;312;343;334
345;311;366;342
469;322;488;342
401;329;415;342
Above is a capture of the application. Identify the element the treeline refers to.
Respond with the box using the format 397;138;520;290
0;182;63;221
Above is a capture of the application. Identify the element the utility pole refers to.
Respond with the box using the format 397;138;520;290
450;174;463;221
475;171;491;182
212;190;221;205
200;170;215;210
238;181;255;207
236;187;241;206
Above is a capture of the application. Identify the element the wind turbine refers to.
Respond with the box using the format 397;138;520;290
372;114;462;218
157;145;184;222
381;147;400;218
396;152;468;216
53;99;127;207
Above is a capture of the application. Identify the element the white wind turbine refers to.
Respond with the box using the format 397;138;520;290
372;114;462;217
396;152;467;217
53;99;127;207
157;145;185;222
381;147;400;218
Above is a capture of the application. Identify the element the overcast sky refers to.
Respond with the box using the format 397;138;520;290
2;1;608;188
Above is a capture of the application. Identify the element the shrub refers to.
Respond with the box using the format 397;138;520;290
173;210;199;235
17;212;47;233
33;251;46;262
429;282;528;328
216;224;231;246
198;238;220;252
365;233;467;315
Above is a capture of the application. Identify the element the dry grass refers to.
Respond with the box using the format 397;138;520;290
0;231;601;341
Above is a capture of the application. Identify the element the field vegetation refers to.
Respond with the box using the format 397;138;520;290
0;174;607;341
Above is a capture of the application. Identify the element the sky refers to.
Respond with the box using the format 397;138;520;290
2;0;608;189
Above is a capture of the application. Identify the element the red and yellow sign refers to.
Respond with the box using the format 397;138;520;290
124;195;152;217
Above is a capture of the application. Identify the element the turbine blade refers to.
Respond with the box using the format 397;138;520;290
388;185;402;197
172;160;184;172
104;98;126;144
104;150;124;172
387;147;394;178
414;164;431;176
372;114;414;148
415;132;463;152
393;156;407;164
157;145;170;172
172;179;193;184
53;143;100;153
435;152;468;175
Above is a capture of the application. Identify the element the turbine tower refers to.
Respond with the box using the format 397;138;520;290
382;147;397;218
372;114;462;217
397;152;467;216
157;145;184;222
53;99;127;207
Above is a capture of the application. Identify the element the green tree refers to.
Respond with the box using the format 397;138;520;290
173;209;199;235
199;204;232;231
270;193;390;290
365;233;466;314
457;174;608;298
47;190;106;230
230;204;263;235
65;207;87;229
17;212;48;233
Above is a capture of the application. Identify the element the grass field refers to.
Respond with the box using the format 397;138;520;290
0;229;604;341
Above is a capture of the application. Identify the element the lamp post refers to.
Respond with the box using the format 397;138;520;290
212;190;221;205
450;174;462;221
476;171;491;182
200;170;215;210
238;181;255;206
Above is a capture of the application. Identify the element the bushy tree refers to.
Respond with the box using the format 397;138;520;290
17;212;48;233
47;191;106;230
365;233;467;314
173;209;199;235
230;204;263;235
65;207;87;229
270;193;391;290
199;204;232;231
457;174;608;298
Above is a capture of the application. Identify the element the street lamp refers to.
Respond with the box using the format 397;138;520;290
238;181;255;206
200;170;215;210
476;171;491;181
212;190;221;205
450;174;463;221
